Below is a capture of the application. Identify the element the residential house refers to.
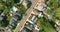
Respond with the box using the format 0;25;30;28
34;24;40;31
10;6;18;12
1;12;7;17
6;11;23;30
35;0;47;11
24;13;40;31
10;6;18;16
35;3;46;11
25;21;40;31
38;11;43;17
55;20;60;32
38;0;47;7
33;9;43;18
0;16;3;21
25;22;34;30
29;14;38;23
0;12;7;21
22;27;32;32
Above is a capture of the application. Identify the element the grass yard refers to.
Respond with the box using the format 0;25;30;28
37;15;57;32
7;15;12;21
20;4;27;13
55;7;60;14
45;7;52;15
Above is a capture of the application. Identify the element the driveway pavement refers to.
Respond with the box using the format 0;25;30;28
14;0;38;32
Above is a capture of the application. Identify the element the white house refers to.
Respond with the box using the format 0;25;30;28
10;6;18;12
38;11;43;17
34;25;40;31
55;20;60;32
29;14;38;23
35;3;46;11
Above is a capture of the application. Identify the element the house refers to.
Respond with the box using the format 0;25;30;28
25;21;40;31
34;24;40;31
10;6;18;12
55;20;60;26
16;11;23;17
25;22;34;30
38;0;47;7
29;14;38;23
0;12;7;21
1;12;7;17
9;19;17;25
22;27;32;32
6;18;17;30
55;20;60;32
38;11;43;17
13;15;20;20
35;0;47;11
6;11;23;30
35;3;46;11
0;16;3;21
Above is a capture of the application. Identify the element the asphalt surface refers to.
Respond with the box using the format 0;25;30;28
0;27;9;32
14;0;38;32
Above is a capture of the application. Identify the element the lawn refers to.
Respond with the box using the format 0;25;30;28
37;15;57;32
52;7;60;21
47;0;58;9
55;7;60;14
20;4;27;13
7;15;12;21
45;7;52;15
54;7;60;19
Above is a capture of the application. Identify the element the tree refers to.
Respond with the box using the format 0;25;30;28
55;7;60;19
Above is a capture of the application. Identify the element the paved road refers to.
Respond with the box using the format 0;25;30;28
14;0;38;32
0;27;9;32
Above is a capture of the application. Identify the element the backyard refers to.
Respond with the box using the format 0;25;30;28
37;15;57;32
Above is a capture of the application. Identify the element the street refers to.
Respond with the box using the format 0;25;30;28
14;0;38;32
0;27;9;32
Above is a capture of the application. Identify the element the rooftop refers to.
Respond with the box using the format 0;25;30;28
10;6;18;12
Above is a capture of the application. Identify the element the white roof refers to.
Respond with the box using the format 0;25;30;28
31;15;36;21
35;25;40;31
11;6;18;12
55;20;60;26
37;3;45;11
